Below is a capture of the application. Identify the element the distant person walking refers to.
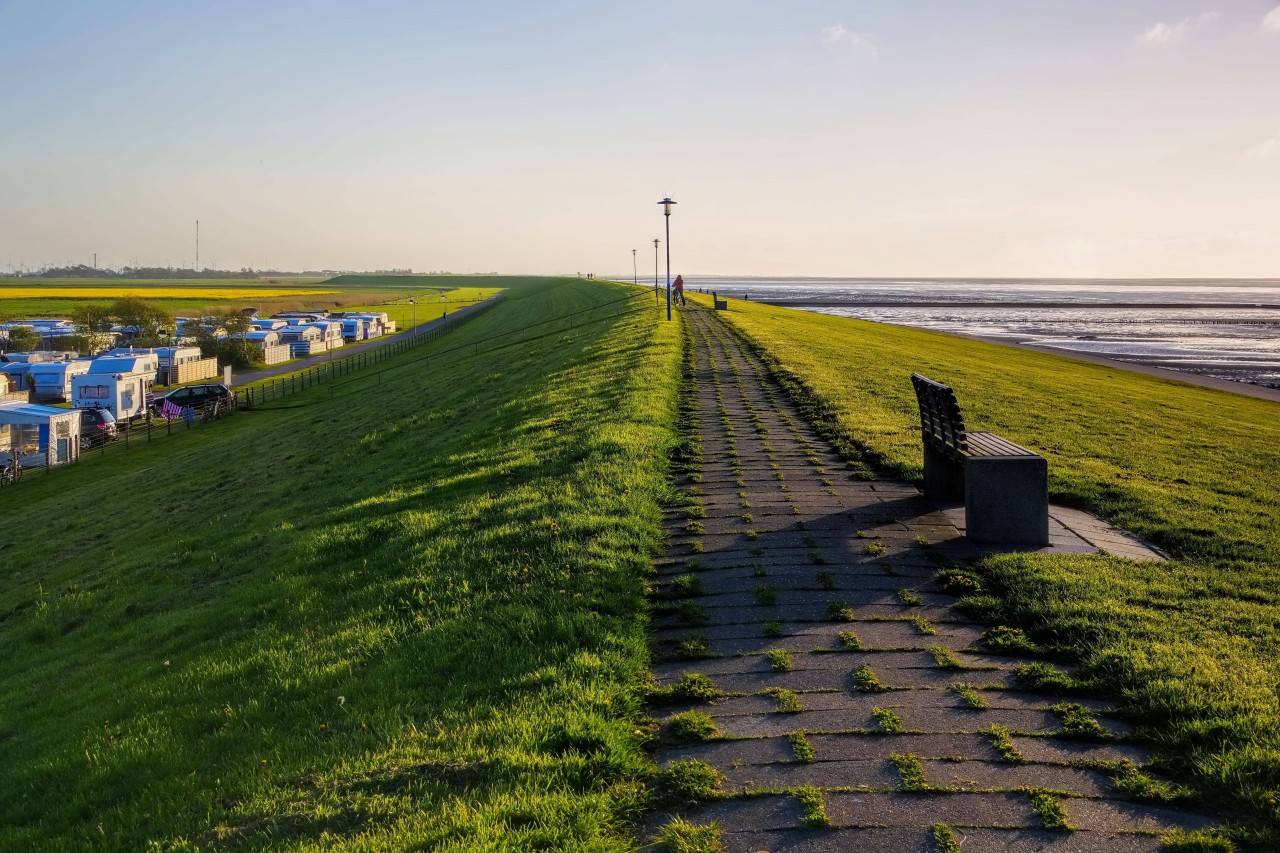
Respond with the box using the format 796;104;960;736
673;274;686;306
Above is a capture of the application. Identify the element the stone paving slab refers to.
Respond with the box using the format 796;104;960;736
808;732;1002;762
1011;737;1151;766
657;736;797;767
946;829;1165;852
823;791;1041;828
722;759;900;792
1063;798;1213;832
921;759;1117;796
715;828;933;853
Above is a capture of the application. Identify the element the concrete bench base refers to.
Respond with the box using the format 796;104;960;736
964;455;1049;546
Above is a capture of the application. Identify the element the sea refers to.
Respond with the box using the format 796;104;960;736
681;277;1280;389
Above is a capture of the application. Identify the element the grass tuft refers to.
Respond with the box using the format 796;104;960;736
653;761;724;805
794;786;830;828
667;711;719;744
890;753;928;791
929;645;967;670
765;649;794;672
828;600;856;622
952;682;988;710
658;818;724;853
981;625;1041;655
873;707;906;734
838;630;863;651
909;617;937;636
1051;703;1110;740
650;673;724;704
932;823;963;853
763;620;784;638
852;664;887;693
987;724;1024;764
1028;790;1073;832
788;731;816;762
762;687;803;714
674;633;711;660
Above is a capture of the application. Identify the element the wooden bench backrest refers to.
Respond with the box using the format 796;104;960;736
910;373;968;460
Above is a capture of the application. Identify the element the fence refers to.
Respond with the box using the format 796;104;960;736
0;295;506;489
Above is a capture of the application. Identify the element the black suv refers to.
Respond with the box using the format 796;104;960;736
79;408;118;447
156;383;236;413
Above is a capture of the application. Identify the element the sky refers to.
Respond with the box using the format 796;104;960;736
1;0;1279;278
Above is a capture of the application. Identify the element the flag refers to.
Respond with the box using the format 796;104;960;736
160;399;185;421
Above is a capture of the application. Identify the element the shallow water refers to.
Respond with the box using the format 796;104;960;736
688;278;1280;387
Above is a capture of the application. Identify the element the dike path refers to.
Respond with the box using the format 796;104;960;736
642;308;1220;852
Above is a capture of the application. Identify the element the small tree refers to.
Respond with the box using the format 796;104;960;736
110;297;171;347
66;303;114;354
5;326;42;352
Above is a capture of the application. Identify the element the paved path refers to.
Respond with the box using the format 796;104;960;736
642;308;1217;852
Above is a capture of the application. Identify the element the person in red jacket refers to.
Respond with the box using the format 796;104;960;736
673;274;686;306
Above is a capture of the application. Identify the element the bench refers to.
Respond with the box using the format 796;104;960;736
910;373;1048;546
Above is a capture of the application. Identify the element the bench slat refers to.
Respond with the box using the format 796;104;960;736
966;431;1039;458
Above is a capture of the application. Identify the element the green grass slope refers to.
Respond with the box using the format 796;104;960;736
0;278;679;851
705;296;1280;843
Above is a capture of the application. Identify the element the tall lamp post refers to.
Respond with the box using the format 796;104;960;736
409;298;417;337
652;238;660;301
658;197;676;320
632;248;637;286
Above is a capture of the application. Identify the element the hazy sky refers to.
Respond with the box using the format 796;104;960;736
2;1;1279;278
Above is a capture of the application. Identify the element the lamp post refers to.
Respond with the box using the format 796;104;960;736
632;248;637;286
652;238;661;306
409;298;417;337
657;197;676;321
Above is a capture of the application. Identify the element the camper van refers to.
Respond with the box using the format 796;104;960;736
70;356;157;420
28;359;90;403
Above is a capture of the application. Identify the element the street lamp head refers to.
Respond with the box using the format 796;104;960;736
657;197;677;215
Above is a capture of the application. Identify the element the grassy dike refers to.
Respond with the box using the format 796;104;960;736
698;294;1280;843
0;278;679;851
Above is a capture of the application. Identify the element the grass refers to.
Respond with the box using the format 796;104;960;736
987;724;1024;764
932;823;963;853
1051;703;1110;740
929;646;966;670
873;707;906;734
0;276;508;320
837;630;863;651
787;732;816;763
658;818;723;853
828;600;856;622
701;295;1280;843
0;278;680;851
1029;791;1073;831
952;683;989;710
650;674;723;705
762;620;784;638
652;760;723;806
889;753;927;791
981;625;1041;656
852;665;887;693
765;649;794;672
761;688;803;714
794;786;830;827
666;712;719;744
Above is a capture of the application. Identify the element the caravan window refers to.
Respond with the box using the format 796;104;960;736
80;385;109;399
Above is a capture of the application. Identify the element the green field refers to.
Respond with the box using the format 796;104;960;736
0;275;512;320
700;294;1280;843
0;278;678;851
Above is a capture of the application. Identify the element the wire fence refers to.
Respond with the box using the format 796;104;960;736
0;295;506;488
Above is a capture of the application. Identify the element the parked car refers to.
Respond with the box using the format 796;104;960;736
154;383;236;414
79;408;118;447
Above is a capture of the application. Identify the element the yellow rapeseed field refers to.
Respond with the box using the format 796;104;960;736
0;287;337;300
